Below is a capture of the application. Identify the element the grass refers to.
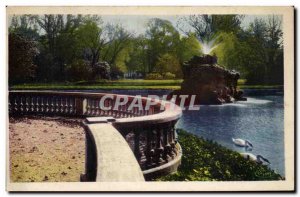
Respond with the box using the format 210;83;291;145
10;79;183;90
10;79;282;90
238;85;283;89
156;129;283;181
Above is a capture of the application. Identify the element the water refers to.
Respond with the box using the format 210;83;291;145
63;88;285;176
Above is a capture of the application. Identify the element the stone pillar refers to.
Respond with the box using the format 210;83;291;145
75;97;87;115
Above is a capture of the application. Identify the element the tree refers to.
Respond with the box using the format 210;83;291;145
211;15;283;85
125;36;148;78
102;23;133;65
145;18;181;72
177;15;243;54
154;53;181;77
75;19;108;67
176;33;202;63
9;33;39;84
9;15;40;40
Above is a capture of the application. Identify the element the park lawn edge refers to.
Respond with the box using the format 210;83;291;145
10;85;283;91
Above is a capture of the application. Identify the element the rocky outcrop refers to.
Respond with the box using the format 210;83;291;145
169;55;247;105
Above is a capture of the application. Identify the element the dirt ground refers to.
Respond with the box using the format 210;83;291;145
9;117;85;182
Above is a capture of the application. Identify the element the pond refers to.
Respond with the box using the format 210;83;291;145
177;90;285;177
63;88;285;177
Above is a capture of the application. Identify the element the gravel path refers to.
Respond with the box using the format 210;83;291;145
9;117;85;182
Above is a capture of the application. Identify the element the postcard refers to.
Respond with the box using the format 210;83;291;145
6;6;294;192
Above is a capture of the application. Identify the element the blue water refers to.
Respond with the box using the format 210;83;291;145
63;88;285;176
177;94;285;176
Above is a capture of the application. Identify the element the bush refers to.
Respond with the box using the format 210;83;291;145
145;73;163;80
65;60;91;81
156;129;283;181
163;72;176;79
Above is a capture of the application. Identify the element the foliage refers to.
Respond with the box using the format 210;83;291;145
154;53;182;78
145;73;163;80
178;15;243;42
177;33;203;62
110;65;124;80
65;59;91;81
157;129;283;181
9;33;39;84
163;72;176;79
91;62;111;80
8;14;283;86
9;15;40;40
211;16;283;85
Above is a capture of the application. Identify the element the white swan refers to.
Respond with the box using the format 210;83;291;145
240;153;270;165
232;138;253;148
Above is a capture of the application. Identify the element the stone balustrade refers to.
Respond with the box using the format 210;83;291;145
9;90;182;181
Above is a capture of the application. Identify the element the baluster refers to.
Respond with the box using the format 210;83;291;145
145;129;156;168
98;98;103;116
110;97;116;117
107;99;111;116
13;96;18;112
63;97;68;114
154;128;164;166
86;99;91;115
133;130;142;165
122;104;126;118
40;96;44;113
93;99;97;116
30;97;35;112
133;107;136;116
102;99;107;116
89;99;94;115
8;97;12;113
68;98;73;114
45;97;50;113
169;125;176;158
55;97;60;113
20;96;24;112
50;97;55;113
60;97;64;113
36;96;40;113
95;99;100;116
25;97;29;112
109;99;113;116
163;124;172;162
92;99;97;116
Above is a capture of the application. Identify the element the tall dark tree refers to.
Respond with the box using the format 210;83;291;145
9;33;39;84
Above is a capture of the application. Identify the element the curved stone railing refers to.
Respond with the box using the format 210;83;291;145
9;90;182;181
9;91;161;117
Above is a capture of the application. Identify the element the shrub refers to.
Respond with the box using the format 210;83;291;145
145;73;163;80
163;72;176;79
65;60;91;81
156;129;283;181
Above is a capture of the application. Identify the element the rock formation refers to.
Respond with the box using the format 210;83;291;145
169;55;247;105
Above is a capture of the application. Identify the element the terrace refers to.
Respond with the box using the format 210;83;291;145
9;91;182;181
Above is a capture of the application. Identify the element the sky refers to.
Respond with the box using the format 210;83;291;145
100;15;278;36
8;14;281;36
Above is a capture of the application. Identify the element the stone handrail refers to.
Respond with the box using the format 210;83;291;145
82;123;145;182
9;90;182;181
9;91;162;118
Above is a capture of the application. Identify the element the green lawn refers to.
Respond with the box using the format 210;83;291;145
10;79;282;90
10;79;182;90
